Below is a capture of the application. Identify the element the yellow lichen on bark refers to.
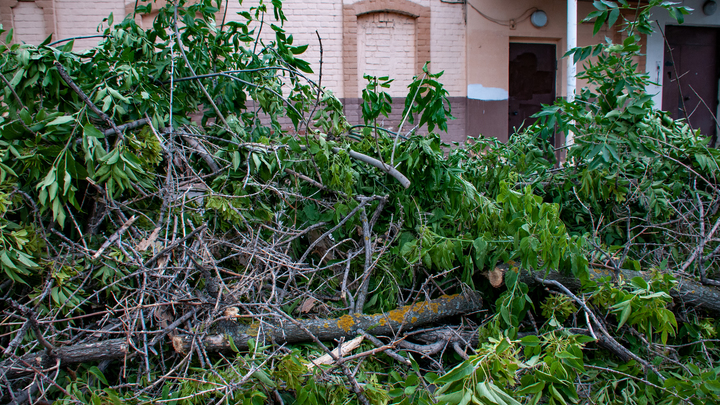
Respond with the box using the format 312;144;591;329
245;322;259;337
337;314;355;331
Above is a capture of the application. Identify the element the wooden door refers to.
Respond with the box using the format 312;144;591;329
662;26;720;144
508;43;556;138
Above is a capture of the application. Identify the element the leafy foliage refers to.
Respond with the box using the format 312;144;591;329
1;1;720;405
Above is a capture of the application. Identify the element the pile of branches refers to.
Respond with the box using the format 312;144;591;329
1;1;720;404
0;1;488;403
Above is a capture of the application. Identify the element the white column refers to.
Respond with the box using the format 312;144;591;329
566;0;577;146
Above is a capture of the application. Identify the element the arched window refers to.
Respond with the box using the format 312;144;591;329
1;0;55;45
357;11;416;97
343;0;430;98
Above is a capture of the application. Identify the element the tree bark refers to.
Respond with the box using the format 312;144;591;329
487;262;720;314
1;292;482;379
517;266;720;314
172;291;483;353
1;340;129;380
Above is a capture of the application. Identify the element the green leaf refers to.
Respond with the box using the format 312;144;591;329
472;237;488;269
226;334;239;353
47;116;75;126
88;366;109;385
704;380;720;393
549;384;568;405
607;8;620;26
488;383;521;405
593;12;607;35
519;335;540;347
617;303;632;329
84;123;105;138
516;381;545;395
436;390;466;405
252;369;276;387
435;360;476;385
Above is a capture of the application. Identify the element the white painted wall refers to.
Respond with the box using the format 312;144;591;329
645;0;720;108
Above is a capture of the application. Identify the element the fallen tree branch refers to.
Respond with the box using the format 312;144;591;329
92;215;137;259
101;118;149;136
1;293;481;380
181;126;220;172
533;275;662;379
341;148;411;189
270;308;371;405
299;145;411;188
143;224;208;268
1;340;129;380
54;62;123;143
173;291;482;353
357;329;410;366
494;263;720;315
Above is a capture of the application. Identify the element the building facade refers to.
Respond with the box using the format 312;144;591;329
2;0;719;144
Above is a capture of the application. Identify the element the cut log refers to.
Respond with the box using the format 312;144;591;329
172;291;483;353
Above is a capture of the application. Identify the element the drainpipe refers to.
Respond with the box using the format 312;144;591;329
566;0;577;146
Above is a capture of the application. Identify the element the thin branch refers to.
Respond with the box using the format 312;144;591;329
533;275;664;381
54;61;123;144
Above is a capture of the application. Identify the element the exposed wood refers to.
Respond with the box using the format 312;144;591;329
307;335;364;369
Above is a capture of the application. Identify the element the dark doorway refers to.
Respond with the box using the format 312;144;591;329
662;25;720;145
508;43;556;139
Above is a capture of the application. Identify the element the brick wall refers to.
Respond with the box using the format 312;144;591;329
54;0;128;50
357;11;416;97
429;0;465;96
10;2;47;44
1;0;56;45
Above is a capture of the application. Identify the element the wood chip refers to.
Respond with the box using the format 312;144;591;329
307;335;364;369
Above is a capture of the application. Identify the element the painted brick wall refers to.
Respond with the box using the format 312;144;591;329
54;0;129;50
11;2;47;44
429;0;465;96
225;0;346;97
357;11;416;97
8;0;467;99
6;0;470;142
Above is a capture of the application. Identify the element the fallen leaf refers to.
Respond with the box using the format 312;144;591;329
137;227;162;251
299;297;317;314
224;307;240;318
487;266;506;288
